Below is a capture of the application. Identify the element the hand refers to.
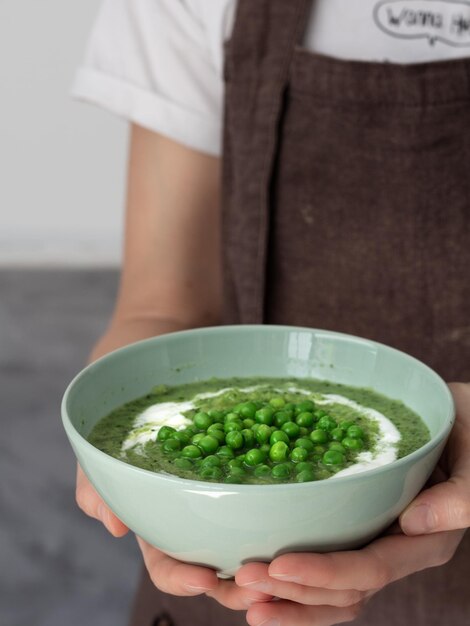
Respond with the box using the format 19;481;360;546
76;466;271;607
76;465;129;537
234;382;470;626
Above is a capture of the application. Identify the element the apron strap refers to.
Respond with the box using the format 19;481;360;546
222;0;311;323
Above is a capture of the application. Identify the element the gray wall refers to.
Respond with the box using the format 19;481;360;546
0;3;141;623
0;0;126;266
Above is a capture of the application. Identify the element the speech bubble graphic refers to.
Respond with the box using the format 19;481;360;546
373;0;470;46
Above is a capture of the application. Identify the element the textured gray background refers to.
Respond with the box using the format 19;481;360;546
0;270;141;626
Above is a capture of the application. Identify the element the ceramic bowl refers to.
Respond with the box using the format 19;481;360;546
61;326;454;577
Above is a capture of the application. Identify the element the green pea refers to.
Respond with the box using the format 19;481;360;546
270;430;290;445
171;430;191;445
330;427;345;442
206;425;226;443
322;450;345;465
201;454;221;467
313;444;327;454
310;429;329;444
193;412;213;430
239;402;257;418
296;400;316;413
217;445;235;458
243;418;255;428
191;433;205;445
207;409;224;422
342;437;364;450
225;412;240;422
314;409;327;418
273;411;291;428
269;397;285;409
244;448;266;466
294;437;315;451
347;425;365;439
173;457;193;470
269;441;289;463
198;435;219;455
255;424;272;445
255;407;274;425
241;428;255;448
224;420;243;433
295;461;314;474
162;438;181;452
224;474;245;484
254;464;271;478
296;412;314;427
157;426;176;441
339;420;355;431
281;421;301;439
225;431;244;450
228;466;246;478
272;463;291;479
182;445;203;459
317;416;337;431
290;447;308;463
329;442;346;454
199;466;223;480
284;403;296;412
296;469;315;482
299;427;309;437
227;458;244;470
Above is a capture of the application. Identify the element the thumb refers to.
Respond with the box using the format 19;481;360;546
399;479;470;535
401;382;470;536
76;464;129;537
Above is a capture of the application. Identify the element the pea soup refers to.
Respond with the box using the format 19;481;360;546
88;377;430;484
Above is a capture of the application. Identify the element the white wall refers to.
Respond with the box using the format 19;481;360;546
0;0;126;266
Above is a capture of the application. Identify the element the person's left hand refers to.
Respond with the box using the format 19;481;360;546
233;382;470;626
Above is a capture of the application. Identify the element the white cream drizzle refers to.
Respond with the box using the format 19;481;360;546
121;384;401;477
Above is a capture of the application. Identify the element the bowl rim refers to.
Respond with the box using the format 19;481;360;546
61;324;455;491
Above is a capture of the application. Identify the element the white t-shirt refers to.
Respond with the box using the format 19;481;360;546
72;0;470;156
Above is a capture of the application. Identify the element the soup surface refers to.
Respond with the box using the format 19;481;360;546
88;377;430;484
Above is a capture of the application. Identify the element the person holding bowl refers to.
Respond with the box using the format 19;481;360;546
72;1;470;625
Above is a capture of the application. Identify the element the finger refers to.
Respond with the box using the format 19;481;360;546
136;536;218;596
400;481;470;535
268;530;464;591
75;465;128;537
246;599;363;626
400;382;470;534
206;578;272;610
236;562;363;607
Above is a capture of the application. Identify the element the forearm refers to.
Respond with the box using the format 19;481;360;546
88;316;196;363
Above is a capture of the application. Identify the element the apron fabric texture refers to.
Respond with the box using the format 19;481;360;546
129;1;470;624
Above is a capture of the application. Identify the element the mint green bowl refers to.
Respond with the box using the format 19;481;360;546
61;326;454;577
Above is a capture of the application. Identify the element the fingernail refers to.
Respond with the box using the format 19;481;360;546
401;504;436;534
240;579;272;593
270;573;301;583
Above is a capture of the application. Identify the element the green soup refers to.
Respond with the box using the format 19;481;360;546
88;377;430;484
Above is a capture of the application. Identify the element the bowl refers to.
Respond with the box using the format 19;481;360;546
61;325;454;577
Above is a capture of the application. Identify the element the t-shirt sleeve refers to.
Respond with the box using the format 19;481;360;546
71;0;225;156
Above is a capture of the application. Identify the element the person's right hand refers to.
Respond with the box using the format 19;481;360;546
76;465;272;609
76;465;129;537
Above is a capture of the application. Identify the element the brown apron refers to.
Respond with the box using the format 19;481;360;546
129;1;470;624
